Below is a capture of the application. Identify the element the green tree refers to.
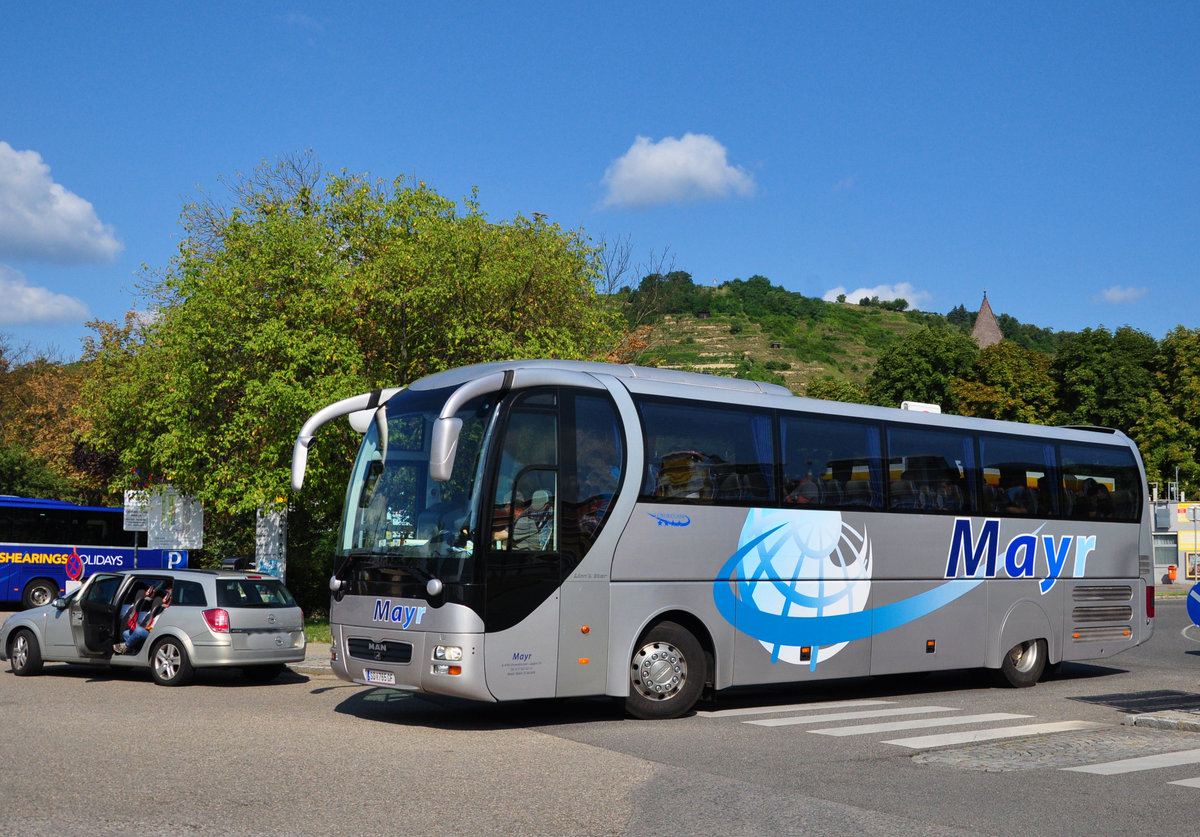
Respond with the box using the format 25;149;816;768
948;341;1055;423
78;156;619;604
805;375;868;404
1051;326;1156;432
865;326;979;411
0;445;74;499
1132;327;1200;494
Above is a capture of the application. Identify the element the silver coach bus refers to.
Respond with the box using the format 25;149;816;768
291;360;1154;719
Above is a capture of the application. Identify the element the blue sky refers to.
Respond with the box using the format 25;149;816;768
2;2;1197;361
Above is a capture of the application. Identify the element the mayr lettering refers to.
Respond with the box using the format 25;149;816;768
944;518;1096;594
372;599;427;628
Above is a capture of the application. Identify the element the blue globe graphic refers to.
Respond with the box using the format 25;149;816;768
735;508;872;667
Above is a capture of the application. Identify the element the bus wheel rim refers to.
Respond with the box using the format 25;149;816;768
631;641;687;700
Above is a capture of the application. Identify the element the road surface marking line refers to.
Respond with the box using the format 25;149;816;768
1064;748;1200;775
885;720;1105;749
811;712;1031;737
697;699;894;719
748;705;958;727
1168;776;1200;788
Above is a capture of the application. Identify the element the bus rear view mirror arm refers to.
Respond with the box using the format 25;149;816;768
290;387;404;491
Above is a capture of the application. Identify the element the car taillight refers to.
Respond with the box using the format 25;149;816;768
202;608;230;633
1146;587;1155;619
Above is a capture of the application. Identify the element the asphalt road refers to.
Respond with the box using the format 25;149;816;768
3;594;1200;836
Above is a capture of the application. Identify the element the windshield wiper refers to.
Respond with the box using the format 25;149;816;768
339;550;445;596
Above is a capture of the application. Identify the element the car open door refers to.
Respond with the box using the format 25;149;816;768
70;573;124;657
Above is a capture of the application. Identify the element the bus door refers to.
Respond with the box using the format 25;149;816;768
484;396;562;700
70;573;125;657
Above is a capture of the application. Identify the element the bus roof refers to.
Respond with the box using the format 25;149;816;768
404;359;1136;451
0;495;121;514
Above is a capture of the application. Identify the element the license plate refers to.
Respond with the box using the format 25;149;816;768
365;669;396;685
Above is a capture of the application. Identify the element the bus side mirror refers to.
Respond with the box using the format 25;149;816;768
429;417;463;482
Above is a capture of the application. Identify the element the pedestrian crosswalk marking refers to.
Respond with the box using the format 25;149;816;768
884;720;1105;749
748;705;958;728
811;712;1030;737
696;699;894;719
1063;748;1200;775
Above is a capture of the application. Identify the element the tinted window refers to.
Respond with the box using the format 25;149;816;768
560;392;623;559
172;579;208;607
216;579;296;608
639;399;774;504
782;415;883;509
1061;443;1142;522
886;426;978;513
85;575;123;604
979;436;1057;517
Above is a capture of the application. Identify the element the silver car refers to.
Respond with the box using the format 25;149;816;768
0;568;306;686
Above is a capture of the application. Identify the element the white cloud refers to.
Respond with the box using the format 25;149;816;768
0;141;123;264
601;134;756;209
0;264;90;325
823;282;932;310
1098;285;1147;304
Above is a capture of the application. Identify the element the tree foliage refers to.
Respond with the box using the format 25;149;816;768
866;326;980;411
948;341;1055;423
1132;327;1200;491
1051;326;1156;431
805;375;869;404
79;156;620;529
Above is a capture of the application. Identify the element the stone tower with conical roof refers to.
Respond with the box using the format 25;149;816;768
970;293;1003;349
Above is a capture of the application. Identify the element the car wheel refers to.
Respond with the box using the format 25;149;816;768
625;621;706;720
996;638;1046;688
150;637;194;686
242;663;286;683
10;629;44;676
22;578;58;610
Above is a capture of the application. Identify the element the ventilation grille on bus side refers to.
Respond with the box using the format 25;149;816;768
1072;605;1134;623
1072;586;1132;603
347;637;414;664
1140;554;1152;576
1071;625;1134;642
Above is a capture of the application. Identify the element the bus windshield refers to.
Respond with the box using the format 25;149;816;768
337;387;495;591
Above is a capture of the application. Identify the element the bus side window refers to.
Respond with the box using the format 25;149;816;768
637;398;773;505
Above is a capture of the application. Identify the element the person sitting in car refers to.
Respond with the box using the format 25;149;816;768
113;584;172;655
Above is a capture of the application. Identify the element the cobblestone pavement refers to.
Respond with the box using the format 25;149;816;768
914;724;1200;772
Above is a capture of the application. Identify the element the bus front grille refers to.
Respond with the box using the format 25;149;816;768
347;637;414;664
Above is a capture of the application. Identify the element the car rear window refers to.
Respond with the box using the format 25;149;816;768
216;578;296;608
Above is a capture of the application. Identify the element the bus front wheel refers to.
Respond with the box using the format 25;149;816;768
22;578;58;610
997;638;1046;688
626;621;705;720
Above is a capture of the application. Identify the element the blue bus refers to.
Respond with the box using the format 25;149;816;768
0;496;188;609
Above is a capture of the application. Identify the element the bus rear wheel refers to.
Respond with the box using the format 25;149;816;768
626;621;705;720
997;638;1046;688
22;578;58;610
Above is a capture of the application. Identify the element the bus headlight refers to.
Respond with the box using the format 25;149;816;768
433;645;463;662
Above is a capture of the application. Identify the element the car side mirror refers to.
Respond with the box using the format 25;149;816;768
52;597;68;610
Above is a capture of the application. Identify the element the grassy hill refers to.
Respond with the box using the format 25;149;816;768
640;304;932;395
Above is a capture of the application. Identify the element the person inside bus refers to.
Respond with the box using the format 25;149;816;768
512;489;554;550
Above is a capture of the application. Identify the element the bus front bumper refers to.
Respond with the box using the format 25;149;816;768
330;627;493;702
